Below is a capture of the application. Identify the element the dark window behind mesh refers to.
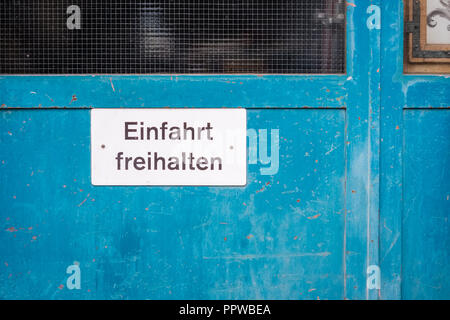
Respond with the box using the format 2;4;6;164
0;1;346;74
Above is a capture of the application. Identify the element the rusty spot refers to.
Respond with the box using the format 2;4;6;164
256;186;265;193
246;234;254;240
69;95;78;104
307;214;321;220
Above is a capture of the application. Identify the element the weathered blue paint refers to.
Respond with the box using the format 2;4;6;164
1;109;347;299
0;75;348;110
0;1;448;300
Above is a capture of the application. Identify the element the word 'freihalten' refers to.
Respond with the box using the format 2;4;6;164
115;121;223;171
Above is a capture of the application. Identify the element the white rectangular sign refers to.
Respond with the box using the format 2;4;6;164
91;109;247;186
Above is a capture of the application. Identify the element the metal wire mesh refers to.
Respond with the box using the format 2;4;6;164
0;1;346;74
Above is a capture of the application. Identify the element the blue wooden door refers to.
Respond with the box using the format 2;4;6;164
0;0;448;300
380;1;450;300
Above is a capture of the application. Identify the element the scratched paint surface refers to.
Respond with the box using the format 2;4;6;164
1;0;449;300
0;109;345;299
380;0;450;299
402;110;450;300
